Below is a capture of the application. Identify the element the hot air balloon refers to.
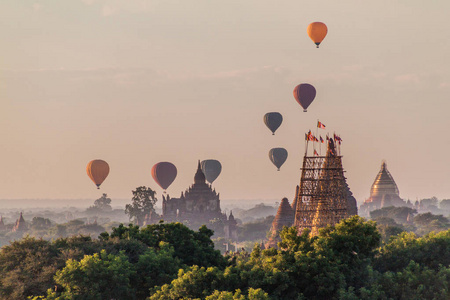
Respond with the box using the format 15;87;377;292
307;22;328;48
263;112;283;135
269;148;288;171
293;83;316;112
151;162;177;191
201;159;222;184
86;159;110;189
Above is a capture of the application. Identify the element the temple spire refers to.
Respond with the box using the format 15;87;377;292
194;160;206;184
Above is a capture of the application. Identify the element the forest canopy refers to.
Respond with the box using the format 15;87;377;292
0;216;448;300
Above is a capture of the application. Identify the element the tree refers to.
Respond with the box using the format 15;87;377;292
420;196;439;208
414;213;449;227
92;193;112;212
370;206;417;224
125;186;157;226
374;230;450;273
0;235;101;299
46;250;135;299
440;199;450;211
101;222;226;268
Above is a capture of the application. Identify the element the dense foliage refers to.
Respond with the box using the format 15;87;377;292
0;216;449;299
125;186;158;226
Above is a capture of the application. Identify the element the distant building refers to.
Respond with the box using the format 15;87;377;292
12;212;27;232
224;211;238;241
359;161;411;217
162;161;223;223
266;197;295;248
160;161;237;239
0;216;5;231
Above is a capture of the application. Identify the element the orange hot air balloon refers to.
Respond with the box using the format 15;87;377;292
86;160;110;189
307;22;328;48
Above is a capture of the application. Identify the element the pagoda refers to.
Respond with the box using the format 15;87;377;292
293;137;357;236
162;161;225;224
12;212;27;232
359;161;410;216
266;197;295;248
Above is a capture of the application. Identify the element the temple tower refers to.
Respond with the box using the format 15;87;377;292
12;212;27;232
294;138;355;236
0;216;5;231
266;197;295;248
359;161;410;216
224;211;238;241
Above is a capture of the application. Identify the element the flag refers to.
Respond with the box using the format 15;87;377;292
306;130;312;141
314;149;319;156
309;134;318;142
317;121;326;129
320;136;324;143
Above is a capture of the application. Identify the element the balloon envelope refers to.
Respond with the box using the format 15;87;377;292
293;83;316;112
263;112;283;135
269;148;288;171
151;162;177;190
201;159;222;184
307;22;328;47
86;159;110;189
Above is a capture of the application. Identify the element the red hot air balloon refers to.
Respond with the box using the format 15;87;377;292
151;162;177;192
293;83;316;112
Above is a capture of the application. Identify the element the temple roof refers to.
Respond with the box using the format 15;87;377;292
370;161;399;197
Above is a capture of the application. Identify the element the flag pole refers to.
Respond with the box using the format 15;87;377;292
315;120;319;155
305;133;308;156
319;137;322;156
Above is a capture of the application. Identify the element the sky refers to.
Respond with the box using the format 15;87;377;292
1;1;450;207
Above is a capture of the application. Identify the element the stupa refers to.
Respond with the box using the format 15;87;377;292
266;197;295;248
359;161;410;216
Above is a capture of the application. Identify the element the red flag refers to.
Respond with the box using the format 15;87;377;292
314;149;319;156
320;136;324;143
317;121;326;129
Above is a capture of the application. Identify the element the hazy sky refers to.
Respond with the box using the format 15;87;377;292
1;1;450;206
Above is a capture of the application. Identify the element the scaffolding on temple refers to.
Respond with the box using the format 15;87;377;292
293;136;351;236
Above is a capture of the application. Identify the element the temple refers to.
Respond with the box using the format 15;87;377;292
294;138;357;236
359;161;411;217
161;161;237;240
267;135;358;247
162;161;223;222
266;197;295;248
12;212;27;232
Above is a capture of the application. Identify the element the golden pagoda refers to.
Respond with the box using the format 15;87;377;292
360;161;410;216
